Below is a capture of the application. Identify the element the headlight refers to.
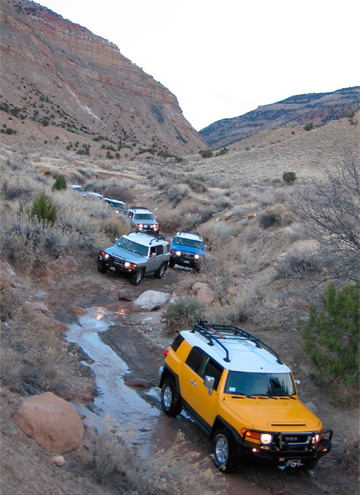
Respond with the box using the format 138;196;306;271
312;433;321;445
104;253;110;260
260;434;273;445
124;261;130;268
194;254;200;259
175;250;181;256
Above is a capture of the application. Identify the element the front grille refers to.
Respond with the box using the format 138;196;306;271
279;433;312;451
108;255;125;267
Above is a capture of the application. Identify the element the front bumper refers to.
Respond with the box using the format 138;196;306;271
236;429;332;467
170;252;204;269
98;253;137;274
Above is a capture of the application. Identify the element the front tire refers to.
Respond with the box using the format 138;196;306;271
169;259;175;268
160;378;182;416
155;262;167;279
212;428;240;473
130;269;144;285
97;261;107;273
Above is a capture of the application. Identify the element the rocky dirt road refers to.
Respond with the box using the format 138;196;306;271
46;256;359;495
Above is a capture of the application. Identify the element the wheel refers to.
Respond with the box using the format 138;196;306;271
169;260;175;268
160;378;182;416
130;269;144;285
97;260;107;273
155;262;167;279
212;428;240;473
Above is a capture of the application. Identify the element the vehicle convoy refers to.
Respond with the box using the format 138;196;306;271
159;322;332;472
97;231;169;285
170;230;205;271
103;197;128;213
127;206;160;233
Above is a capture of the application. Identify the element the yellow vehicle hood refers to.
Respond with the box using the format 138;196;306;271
223;395;322;431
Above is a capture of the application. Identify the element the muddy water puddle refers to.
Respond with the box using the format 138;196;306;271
66;305;270;495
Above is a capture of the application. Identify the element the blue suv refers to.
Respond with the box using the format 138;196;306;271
169;230;205;272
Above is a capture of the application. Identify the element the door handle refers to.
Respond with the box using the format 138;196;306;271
190;379;197;387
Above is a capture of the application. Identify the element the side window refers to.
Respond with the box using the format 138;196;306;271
186;347;206;374
150;246;156;256
200;358;223;391
156;245;163;255
171;334;184;352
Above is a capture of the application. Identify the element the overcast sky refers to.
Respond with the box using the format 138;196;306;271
36;0;359;131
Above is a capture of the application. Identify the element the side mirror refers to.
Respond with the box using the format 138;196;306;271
204;375;215;395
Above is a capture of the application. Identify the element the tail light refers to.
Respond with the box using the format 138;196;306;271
162;347;169;357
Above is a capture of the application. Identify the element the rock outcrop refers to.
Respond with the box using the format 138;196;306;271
0;0;205;155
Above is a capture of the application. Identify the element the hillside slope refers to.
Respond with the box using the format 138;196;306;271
0;0;205;156
200;87;360;150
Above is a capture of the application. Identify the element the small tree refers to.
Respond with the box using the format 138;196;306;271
283;171;297;185
31;191;57;225
164;297;205;334
301;281;360;389
52;175;67;191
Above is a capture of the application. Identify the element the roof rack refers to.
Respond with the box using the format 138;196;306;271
179;229;202;238
192;321;283;364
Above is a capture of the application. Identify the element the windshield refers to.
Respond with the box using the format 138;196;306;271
134;213;155;220
174;237;203;249
225;371;296;397
116;238;148;256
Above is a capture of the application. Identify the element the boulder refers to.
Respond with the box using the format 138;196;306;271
192;282;215;305
14;392;84;453
132;290;170;311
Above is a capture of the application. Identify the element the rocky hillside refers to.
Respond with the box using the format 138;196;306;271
0;0;205;157
200;87;360;149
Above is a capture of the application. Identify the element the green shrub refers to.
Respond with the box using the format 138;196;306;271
304;122;314;131
31;191;56;225
164;297;205;334
282;171;297;185
199;149;213;159
301;281;360;390
52;174;67;191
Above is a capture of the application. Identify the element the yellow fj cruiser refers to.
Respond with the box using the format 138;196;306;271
159;321;332;472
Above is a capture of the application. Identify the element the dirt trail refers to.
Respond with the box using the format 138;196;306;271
46;259;359;495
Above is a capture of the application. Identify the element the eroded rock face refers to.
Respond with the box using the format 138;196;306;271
14;392;84;453
192;282;215;305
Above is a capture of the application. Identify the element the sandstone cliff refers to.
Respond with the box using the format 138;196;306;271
200;87;360;150
0;0;205;156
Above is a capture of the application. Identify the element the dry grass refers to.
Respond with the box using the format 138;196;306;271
87;424;227;494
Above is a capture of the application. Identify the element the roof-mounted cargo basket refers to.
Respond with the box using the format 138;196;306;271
191;321;283;364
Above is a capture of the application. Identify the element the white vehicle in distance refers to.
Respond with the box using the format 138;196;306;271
127;206;160;233
103;198;128;214
68;184;85;195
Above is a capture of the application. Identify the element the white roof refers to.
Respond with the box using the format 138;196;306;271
176;231;203;241
124;232;168;246
181;330;290;374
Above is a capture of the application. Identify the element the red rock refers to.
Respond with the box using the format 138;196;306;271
14;392;84;453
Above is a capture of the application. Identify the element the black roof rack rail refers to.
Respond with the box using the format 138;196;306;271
149;235;165;243
191;321;283;364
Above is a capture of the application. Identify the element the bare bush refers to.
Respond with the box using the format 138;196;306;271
258;204;294;229
100;216;130;240
276;241;322;279
291;151;360;281
87;427;226;494
200;223;239;247
166;183;190;204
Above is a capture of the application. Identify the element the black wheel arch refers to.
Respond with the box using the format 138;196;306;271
159;365;180;392
210;416;243;443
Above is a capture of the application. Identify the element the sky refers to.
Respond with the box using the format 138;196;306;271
36;0;359;131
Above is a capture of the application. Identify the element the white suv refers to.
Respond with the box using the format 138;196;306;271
97;231;169;285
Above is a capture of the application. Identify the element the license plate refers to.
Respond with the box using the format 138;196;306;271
183;260;190;264
286;459;301;468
